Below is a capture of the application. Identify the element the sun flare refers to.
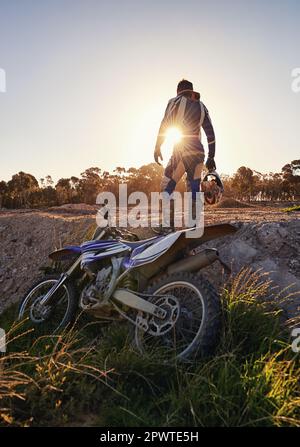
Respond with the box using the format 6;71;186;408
165;126;182;145
160;127;183;164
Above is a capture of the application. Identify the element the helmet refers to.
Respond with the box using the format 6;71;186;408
201;171;224;205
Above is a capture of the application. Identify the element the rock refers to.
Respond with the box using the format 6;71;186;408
288;259;300;274
256;222;288;250
253;259;300;318
227;240;258;266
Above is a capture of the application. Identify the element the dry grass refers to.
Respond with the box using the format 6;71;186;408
0;321;112;426
0;268;299;427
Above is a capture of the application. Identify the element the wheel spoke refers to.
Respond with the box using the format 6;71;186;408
18;279;71;335
135;279;206;360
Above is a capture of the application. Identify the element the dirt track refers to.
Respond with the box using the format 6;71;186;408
0;205;299;318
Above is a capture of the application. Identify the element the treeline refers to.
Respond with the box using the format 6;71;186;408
0;160;299;209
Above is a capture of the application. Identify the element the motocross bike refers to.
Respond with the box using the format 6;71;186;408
18;214;236;360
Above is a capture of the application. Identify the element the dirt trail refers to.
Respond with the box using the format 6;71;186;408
0;205;299;318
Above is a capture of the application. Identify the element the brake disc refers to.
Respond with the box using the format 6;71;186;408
29;296;52;323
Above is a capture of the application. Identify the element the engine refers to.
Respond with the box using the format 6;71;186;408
80;265;112;309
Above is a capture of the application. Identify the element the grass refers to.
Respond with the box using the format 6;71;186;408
282;204;300;213
0;268;299;427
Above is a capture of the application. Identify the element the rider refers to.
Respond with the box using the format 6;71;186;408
154;79;216;231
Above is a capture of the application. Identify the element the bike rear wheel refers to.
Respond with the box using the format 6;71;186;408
135;272;221;361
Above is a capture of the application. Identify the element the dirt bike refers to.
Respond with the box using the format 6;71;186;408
18;213;236;360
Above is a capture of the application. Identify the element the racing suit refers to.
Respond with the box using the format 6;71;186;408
155;91;216;201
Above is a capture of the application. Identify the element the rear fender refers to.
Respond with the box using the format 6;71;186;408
185;223;237;247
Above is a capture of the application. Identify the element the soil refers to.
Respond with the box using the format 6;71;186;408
213;198;254;208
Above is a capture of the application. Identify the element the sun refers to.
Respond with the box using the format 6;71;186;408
161;126;183;165
165;126;182;145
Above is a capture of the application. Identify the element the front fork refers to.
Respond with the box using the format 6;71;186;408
40;256;82;306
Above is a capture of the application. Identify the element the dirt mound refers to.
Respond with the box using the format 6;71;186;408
200;219;300;318
48;203;98;215
214;198;253;208
0;213;95;314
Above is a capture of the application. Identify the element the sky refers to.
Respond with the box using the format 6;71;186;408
0;0;299;183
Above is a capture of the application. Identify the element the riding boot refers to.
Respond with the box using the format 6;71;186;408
152;197;175;235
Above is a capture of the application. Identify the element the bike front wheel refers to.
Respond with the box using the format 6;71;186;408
18;274;78;336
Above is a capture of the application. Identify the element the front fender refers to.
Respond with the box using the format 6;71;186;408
49;246;81;261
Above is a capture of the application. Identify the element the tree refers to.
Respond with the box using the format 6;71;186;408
232;167;257;201
0;159;298;209
282;160;300;199
79;167;102;204
0;180;7;208
7;171;39;207
114;167;126;176
45;175;54;187
55;178;72;204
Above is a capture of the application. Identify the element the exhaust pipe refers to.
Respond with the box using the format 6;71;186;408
167;248;219;275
